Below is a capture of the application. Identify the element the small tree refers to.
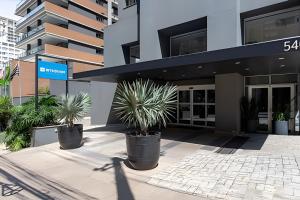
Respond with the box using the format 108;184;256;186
113;79;177;136
57;93;91;127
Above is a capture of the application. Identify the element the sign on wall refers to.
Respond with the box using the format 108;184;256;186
38;60;68;80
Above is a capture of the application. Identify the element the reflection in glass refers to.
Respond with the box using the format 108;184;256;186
193;105;205;119
207;105;215;120
193;90;205;103
207;90;215;103
179;91;190;103
252;88;268;131
179;105;191;120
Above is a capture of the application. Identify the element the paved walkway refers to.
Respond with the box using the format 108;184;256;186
149;151;300;199
1;127;300;199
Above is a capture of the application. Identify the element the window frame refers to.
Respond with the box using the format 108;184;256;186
243;6;300;45
170;29;207;57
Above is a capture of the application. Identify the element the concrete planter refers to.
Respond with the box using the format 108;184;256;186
273;121;288;135
31;125;60;147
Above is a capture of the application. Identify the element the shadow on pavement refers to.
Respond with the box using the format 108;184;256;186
94;157;135;200
0;156;99;200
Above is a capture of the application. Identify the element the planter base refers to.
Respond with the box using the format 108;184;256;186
57;124;83;149
126;132;161;170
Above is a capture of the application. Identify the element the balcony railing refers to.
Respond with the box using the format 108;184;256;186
16;0;28;10
16;3;44;27
16;24;44;43
19;45;44;58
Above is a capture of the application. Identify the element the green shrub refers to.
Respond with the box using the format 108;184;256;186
0;96;13;131
4;95;59;151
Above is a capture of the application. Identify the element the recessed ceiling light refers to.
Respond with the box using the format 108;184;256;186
278;57;285;60
235;61;241;65
197;66;203;69
182;74;186;77
280;64;286;68
245;68;250;71
163;70;167;73
213;72;216;74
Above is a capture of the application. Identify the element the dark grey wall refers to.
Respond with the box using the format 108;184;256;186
215;73;244;134
68;42;97;54
68;23;97;37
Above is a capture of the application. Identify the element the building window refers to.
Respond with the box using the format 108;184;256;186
129;45;140;64
170;29;207;57
125;0;137;7
244;8;300;44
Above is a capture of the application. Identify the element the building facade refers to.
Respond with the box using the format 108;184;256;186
75;0;300;135
0;16;23;68
14;0;118;99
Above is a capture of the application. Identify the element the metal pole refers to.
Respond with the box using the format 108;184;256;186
66;60;69;98
35;55;39;111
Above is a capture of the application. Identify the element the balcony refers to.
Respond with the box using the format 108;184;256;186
44;23;104;48
19;45;44;59
15;0;35;16
16;24;44;44
44;44;104;65
16;1;106;32
44;1;106;31
16;3;44;27
69;0;108;17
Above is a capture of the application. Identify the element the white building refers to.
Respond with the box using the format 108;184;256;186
0;16;23;69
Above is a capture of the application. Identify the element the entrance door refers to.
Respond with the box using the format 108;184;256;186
248;84;295;133
177;85;215;128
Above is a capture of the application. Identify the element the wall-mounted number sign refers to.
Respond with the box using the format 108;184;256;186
284;39;299;52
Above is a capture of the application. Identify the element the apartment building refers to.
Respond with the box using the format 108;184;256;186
74;0;300;135
0;16;23;68
14;0;118;99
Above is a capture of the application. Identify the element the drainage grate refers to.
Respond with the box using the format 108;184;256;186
215;136;249;154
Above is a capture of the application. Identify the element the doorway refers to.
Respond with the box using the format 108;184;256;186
173;85;215;128
248;84;295;133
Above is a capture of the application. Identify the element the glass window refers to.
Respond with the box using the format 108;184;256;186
170;30;207;56
245;8;300;44
125;0;136;7
129;45;140;64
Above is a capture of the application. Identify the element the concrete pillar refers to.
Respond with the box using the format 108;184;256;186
215;73;244;134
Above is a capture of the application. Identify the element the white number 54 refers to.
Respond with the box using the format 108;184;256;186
284;40;299;52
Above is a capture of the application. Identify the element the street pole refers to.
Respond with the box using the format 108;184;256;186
66;60;69;98
35;55;39;111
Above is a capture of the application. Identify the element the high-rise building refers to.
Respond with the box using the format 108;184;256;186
15;0;118;73
0;16;23;68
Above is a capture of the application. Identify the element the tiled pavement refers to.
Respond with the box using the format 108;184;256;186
2;127;300;199
148;135;300;200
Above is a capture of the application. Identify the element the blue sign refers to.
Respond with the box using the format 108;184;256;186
38;60;68;80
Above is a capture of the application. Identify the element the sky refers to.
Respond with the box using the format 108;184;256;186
1;0;20;20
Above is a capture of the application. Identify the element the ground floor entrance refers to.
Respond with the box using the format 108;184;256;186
248;83;296;133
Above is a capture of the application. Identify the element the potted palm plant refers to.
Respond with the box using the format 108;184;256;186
114;79;177;170
273;112;289;135
57;93;91;149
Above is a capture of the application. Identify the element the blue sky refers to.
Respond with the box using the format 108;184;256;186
1;0;20;20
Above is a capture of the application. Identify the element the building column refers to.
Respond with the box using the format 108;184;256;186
215;73;244;134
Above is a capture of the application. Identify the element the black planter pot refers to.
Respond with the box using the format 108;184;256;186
126;132;161;170
57;124;83;149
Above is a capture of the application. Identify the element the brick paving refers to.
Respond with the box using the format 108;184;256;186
149;151;300;200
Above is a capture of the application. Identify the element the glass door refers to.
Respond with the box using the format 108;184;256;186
176;85;215;127
249;87;270;132
272;86;295;133
248;84;295;133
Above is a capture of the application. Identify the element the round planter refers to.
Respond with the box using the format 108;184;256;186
247;120;257;133
126;132;161;170
273;121;288;135
57;124;83;149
